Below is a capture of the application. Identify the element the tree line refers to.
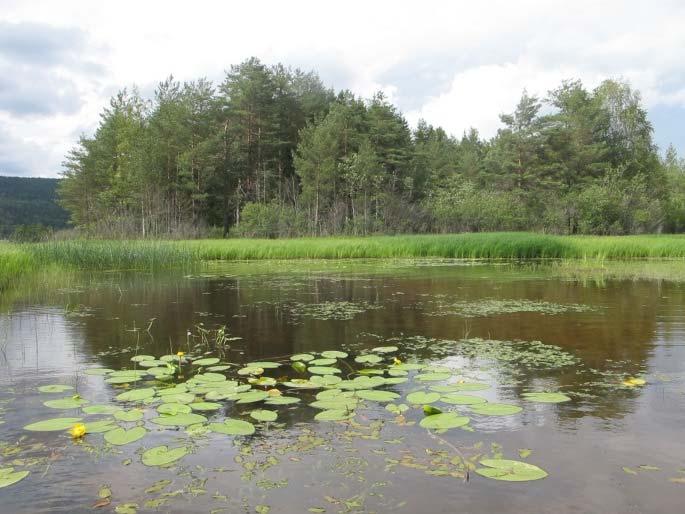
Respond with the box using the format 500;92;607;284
58;57;685;237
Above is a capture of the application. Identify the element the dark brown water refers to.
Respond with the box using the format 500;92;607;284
1;260;684;513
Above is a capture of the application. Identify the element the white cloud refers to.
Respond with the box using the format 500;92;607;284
1;0;685;176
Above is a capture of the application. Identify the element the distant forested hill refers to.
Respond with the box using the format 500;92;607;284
0;176;70;237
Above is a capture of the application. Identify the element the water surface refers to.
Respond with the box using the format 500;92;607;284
1;260;684;513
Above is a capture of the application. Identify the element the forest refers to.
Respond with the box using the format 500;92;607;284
0;176;69;238
57;57;685;238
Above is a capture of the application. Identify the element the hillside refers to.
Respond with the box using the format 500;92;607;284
0;176;70;237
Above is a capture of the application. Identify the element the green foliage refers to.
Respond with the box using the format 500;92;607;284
0;177;69;237
51;57;675;238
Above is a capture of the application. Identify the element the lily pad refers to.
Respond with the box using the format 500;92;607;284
321;350;348;359
38;384;74;393
419;412;470;430
309;398;358;410
84;368;114;376
355;390;399;402
440;393;487;405
265;396;301;405
307;366;341;375
372;346;398;353
158;392;195;404
105;427;147;446
247;361;281;369
235;391;269;404
415;373;451;382
475;459;548;481
470;403;522;416
354;354;382;364
192;357;220;366
157;403;192;415
130;355;155;362
406;391;440;404
314;409;355;421
83;404;122;415
44;397;90;409
0;467;29;488
250;409;278;422
142;445;189;467
290;353;315;362
209;419;255;436
237;366;264;376
116;388;155;402
521;392;571;403
151;413;207;427
189;402;222;411
24;417;83;431
114;409;144;422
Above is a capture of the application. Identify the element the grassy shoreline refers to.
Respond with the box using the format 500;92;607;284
3;233;685;290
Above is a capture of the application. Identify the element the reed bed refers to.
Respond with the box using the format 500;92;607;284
3;233;685;292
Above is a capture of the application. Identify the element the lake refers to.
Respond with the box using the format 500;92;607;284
1;260;684;513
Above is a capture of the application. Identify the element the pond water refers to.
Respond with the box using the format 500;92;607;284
1;260;684;513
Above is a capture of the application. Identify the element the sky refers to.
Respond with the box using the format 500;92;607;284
1;0;684;177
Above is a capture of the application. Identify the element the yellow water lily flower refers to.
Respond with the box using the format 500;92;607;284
69;423;86;439
392;357;402;365
176;351;185;357
622;377;646;387
266;388;282;397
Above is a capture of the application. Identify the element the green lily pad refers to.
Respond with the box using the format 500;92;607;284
190;402;222;412
24;417;82;431
194;372;227;383
237;366;264;376
415;373;451;382
386;403;409;414
105;427;147;446
207;365;231;372
151;413;207;427
372;346;398;353
83;404;122;415
105;376;143;384
84;368;114;376
247;361;281;369
157;403;192;415
209;418;255;436
192;358;220;366
142;445;189;466
116;388;155;402
130;355;155;362
290;353;314;362
440;393;487;405
406;391;441;404
429;382;490;393
310;375;342;386
308;366;341;375
0;467;29;488
138;359;166;368
522;392;571;403
249;377;277;387
321;350;348;359
235;391;269;404
309;398;358;410
419;412;470;430
338;376;385;390
470;403;522;416
475;459;548;481
355;390;400;402
265;396;301;405
250;409;278;422
355;354;382;364
282;380;320;389
158;392;195;404
314;409;355;421
38;384;74;393
384;377;409;385
43;397;90;409
114;409;144;422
